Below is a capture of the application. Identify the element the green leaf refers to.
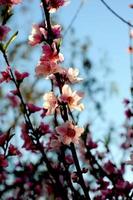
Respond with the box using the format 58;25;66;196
104;132;111;147
4;31;18;51
0;43;4;52
56;38;62;50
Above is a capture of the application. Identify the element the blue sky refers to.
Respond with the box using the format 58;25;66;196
57;0;133;126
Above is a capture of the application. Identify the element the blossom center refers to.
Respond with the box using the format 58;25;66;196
67;128;76;137
67;96;74;104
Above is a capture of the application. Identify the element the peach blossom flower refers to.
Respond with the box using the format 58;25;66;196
35;43;64;77
29;24;61;46
0;0;21;5
60;84;84;111
0;66;11;83
46;0;70;13
66;68;83;83
56;121;84;145
10;0;21;4
41;24;62;40
14;70;29;81
43;92;58;115
28;24;44;46
42;43;64;63
35;61;62;77
52;24;61;38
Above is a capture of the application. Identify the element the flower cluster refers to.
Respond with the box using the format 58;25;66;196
56;121;84;145
29;0;84;146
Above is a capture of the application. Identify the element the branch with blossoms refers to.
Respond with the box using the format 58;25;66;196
0;0;132;200
29;0;91;198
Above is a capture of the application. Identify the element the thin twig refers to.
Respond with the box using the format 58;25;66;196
70;143;91;200
100;0;133;28
63;1;84;37
41;0;53;44
40;1;91;199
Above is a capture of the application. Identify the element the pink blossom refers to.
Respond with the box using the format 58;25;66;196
104;160;116;174
121;142;131;149
6;94;20;107
0;171;6;182
50;67;83;86
60;84;84;111
11;0;21;3
27;103;42;113
46;0;69;13
35;43;64;77
100;189;112;198
0;0;21;5
28;24;44;46
123;98;130;106
41;24;62;40
0;67;11;83
43;92;58;115
86;135;98;149
35;184;42;195
0;25;10;41
14;70;29;82
10;89;19;96
56;121;84;145
8;144;21;156
115;179;133;195
42;44;64;63
35;60;62;77
115;180;130;190
21;123;36;151
52;24;61;38
0;155;8;167
127;128;133;139
125;108;133;119
13;177;23;184
66;68;83;84
29;23;62;46
38;122;51;135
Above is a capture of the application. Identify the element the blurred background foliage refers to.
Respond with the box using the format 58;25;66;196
0;1;132;199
